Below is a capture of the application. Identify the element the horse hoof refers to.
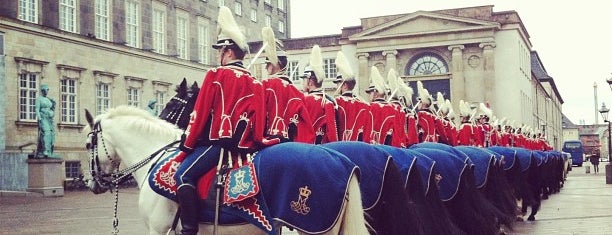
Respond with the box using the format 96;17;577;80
516;217;524;222
527;216;535;221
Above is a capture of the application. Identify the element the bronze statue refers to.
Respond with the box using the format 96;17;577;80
35;84;57;158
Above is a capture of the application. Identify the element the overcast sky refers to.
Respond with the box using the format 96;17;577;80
290;0;612;125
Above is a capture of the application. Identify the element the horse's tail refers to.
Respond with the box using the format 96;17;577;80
342;173;369;235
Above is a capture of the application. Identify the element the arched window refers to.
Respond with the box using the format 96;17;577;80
405;53;449;76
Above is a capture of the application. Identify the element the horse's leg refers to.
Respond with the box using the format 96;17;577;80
313;174;368;235
140;182;178;235
527;198;541;221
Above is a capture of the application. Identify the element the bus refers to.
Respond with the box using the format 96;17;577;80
562;140;584;166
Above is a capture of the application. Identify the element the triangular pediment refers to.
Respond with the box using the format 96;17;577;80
351;11;500;41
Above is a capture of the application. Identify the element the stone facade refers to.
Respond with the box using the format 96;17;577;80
0;0;290;184
249;5;564;149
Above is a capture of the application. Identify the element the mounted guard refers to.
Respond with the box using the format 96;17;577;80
173;7;279;235
260;26;315;144
301;45;339;144
365;66;398;145
333;51;371;142
415;81;438;143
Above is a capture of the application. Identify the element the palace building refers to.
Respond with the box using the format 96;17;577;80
249;5;563;150
0;0;290;191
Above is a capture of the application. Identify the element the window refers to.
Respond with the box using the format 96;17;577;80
155;91;166;114
198;20;210;64
60;78;77;123
96;83;111;115
278;21;285;33
95;0;110;41
176;14;188;59
18;0;38;23
234;2;242;16
277;0;284;10
323;58;336;79
218;0;224;6
125;0;140;48
152;6;166;54
19;73;38;121
250;9;257;22
127;88;140;107
59;0;77;33
265;15;271;27
65;161;81;178
406;53;448;76
287;61;300;81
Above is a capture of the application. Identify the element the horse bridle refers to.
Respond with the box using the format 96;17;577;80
87;121;181;188
164;96;188;126
87;121;120;190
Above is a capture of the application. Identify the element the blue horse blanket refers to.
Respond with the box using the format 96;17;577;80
409;148;468;201
375;145;418;189
487;146;517;171
403;149;435;195
454;146;495;189
321;141;391;210
148;142;357;234
511;147;533;172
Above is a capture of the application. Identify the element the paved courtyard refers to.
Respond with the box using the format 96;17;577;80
1;164;612;235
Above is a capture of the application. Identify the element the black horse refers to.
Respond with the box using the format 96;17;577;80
158;78;199;129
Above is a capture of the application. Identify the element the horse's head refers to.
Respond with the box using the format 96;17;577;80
84;109;121;194
159;78;199;129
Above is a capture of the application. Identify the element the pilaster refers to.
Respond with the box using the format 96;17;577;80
382;50;398;75
479;42;496;103
448;45;465;104
357;52;370;98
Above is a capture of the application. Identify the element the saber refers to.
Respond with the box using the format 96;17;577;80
246;42;267;70
410;100;422;113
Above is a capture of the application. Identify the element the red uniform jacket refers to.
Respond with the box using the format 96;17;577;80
514;133;526;148
390;101;407;147
369;99;399;145
182;63;278;153
436;118;451;145
406;114;419;147
447;122;458;146
417;110;438;143
303;89;339;144
473;124;484;147
457;122;474;146
500;132;513;147
490;129;500;146
335;92;371;142
262;76;315;144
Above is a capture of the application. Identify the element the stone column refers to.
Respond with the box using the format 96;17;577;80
357;52;370;98
479;42;496;104
382;50;398;75
447;45;465;105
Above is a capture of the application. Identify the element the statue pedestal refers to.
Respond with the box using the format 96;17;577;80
27;158;64;197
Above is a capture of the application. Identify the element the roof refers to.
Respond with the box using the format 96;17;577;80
562;113;578;128
531;51;564;104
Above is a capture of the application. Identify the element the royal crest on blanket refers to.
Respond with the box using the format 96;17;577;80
148;148;273;233
252;142;357;234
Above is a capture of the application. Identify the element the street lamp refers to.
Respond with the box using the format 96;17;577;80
598;102;612;184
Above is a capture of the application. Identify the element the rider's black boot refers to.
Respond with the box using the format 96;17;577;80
177;185;200;235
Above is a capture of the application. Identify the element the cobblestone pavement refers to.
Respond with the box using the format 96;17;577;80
1;165;611;235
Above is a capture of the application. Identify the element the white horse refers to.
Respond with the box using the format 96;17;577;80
83;106;368;235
